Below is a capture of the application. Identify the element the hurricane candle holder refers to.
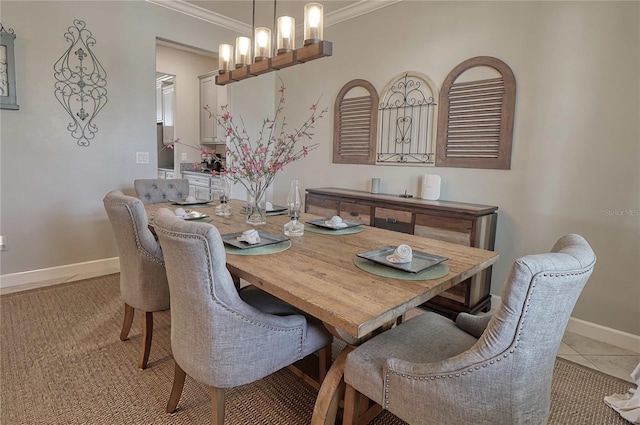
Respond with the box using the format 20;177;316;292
284;179;304;236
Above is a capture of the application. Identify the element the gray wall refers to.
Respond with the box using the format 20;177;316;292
271;1;640;335
0;1;235;273
1;1;638;337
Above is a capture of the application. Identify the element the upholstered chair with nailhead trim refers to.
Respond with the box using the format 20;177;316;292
343;234;596;425
152;208;333;425
134;178;189;204
103;190;171;369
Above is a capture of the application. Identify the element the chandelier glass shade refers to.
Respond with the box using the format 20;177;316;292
216;1;332;85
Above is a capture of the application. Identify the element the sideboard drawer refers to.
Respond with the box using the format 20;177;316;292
414;214;473;246
306;195;339;217
374;208;412;234
339;202;371;225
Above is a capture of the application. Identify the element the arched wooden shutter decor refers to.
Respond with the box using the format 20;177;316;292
333;79;378;164
436;56;516;169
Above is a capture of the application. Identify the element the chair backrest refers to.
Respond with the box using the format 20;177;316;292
102;190;170;312
153;208;302;388
463;234;596;422
134;178;190;204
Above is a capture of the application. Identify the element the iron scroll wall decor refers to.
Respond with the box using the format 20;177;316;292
377;72;438;164
0;23;19;110
54;19;108;147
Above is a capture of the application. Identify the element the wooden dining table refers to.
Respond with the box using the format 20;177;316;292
145;199;499;424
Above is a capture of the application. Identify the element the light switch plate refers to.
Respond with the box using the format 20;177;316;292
136;152;149;164
181;153;187;161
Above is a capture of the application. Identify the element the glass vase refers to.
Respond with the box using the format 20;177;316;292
246;190;267;225
284;179;304;236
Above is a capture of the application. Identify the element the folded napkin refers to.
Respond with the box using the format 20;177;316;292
325;216;348;228
185;195;197;203
174;208;187;218
386;244;413;263
266;202;274;211
604;361;640;424
237;229;261;245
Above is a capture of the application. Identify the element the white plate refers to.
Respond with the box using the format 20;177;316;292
169;199;211;205
181;211;209;220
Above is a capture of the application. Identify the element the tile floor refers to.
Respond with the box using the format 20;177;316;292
2;275;638;384
559;331;639;383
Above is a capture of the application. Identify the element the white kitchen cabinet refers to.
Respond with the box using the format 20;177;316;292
182;172;213;201
199;71;228;145
157;168;175;179
162;84;175;145
156;81;163;123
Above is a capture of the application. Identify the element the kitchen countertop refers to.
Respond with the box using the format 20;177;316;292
181;169;222;176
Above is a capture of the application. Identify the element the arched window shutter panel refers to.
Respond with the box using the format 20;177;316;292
333;79;379;164
436;56;516;169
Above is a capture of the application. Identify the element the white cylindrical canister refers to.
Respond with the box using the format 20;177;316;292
420;174;441;200
371;178;381;194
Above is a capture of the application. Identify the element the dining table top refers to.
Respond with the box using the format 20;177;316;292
145;199;499;339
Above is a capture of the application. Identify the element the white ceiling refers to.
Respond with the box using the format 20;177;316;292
148;0;402;34
188;1;359;28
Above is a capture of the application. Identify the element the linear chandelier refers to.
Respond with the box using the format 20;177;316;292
215;1;332;86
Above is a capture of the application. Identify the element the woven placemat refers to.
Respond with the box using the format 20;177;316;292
353;256;450;280
225;240;291;256
304;224;364;235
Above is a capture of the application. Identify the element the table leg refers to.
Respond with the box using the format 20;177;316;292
311;321;397;425
311;346;353;425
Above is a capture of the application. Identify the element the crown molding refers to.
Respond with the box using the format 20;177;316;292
325;0;403;27
146;0;252;34
147;0;402;33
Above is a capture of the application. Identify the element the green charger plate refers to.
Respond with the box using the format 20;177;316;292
225;240;292;256
353;256;449;281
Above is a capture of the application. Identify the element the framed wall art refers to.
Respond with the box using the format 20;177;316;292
0;23;19;110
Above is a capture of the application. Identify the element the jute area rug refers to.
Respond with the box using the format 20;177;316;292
1;274;634;425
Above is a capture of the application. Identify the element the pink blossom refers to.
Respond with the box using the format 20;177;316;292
212;83;322;192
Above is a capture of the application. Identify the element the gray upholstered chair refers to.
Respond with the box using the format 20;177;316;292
134;178;189;204
343;234;596;425
103;190;170;369
152;208;333;425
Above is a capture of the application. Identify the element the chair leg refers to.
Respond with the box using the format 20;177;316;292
166;361;187;413
318;343;332;385
138;311;153;369
120;303;135;341
343;384;366;425
210;387;225;425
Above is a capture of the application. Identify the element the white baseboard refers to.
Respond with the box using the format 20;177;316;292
491;295;639;353
566;317;640;354
0;258;120;289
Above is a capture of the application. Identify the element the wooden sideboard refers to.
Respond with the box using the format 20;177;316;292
305;187;498;318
